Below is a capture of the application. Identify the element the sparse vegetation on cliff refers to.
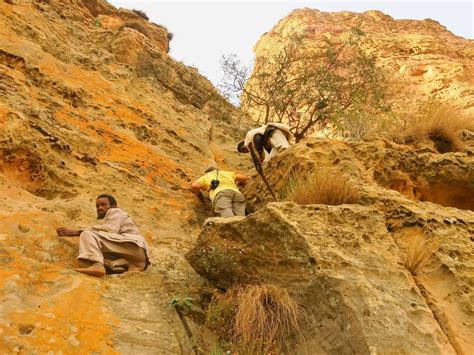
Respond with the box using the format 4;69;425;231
220;29;390;142
390;101;474;152
132;9;149;21
403;232;439;275
207;284;303;353
284;169;360;205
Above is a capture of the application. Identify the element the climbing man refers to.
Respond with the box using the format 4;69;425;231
237;122;292;163
191;165;248;218
56;194;150;277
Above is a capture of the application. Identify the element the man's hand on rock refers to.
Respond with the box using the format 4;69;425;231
56;227;81;237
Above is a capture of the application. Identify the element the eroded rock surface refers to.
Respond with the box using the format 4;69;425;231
244;138;474;211
0;0;248;353
246;8;474;122
1;1;473;353
188;202;467;353
188;137;474;353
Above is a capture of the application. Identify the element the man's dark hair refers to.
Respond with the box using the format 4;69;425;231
97;194;117;207
237;140;246;153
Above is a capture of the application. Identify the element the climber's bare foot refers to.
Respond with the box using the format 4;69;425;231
75;263;106;277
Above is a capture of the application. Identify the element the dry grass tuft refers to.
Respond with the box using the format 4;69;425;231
234;284;302;353
119;21;151;39
404;233;439;275
207;284;303;353
390;102;474;153
132;9;149;21
285;169;360;206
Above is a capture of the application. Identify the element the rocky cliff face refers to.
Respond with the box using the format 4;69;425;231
0;0;249;353
246;8;474;122
1;1;473;354
188;137;474;353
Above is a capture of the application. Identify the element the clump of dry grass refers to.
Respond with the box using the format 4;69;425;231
285;169;360;206
207;284;303;353
132;9;149;21
234;284;303;353
390;102;474;153
404;233;439;275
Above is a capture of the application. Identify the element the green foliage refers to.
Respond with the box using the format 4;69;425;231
201;246;237;274
220;28;390;142
94;17;101;28
206;297;236;340
169;296;194;314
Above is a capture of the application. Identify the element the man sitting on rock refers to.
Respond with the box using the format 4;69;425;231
191;165;248;218
57;194;150;277
237;122;292;163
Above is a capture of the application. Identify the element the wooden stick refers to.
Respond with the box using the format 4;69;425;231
248;143;278;201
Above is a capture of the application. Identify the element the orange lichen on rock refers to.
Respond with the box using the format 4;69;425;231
1;268;119;353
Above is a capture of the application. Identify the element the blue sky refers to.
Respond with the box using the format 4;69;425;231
108;0;473;86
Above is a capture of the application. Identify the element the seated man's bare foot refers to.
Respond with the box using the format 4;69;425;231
75;262;106;277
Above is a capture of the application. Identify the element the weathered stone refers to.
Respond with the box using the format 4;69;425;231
243;138;474;211
246;8;474;123
187;202;469;354
1;0;473;353
0;0;248;353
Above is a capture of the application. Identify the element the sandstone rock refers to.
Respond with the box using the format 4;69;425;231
246;8;474;123
0;0;249;353
189;135;473;353
243;138;473;211
187;202;464;353
2;0;472;353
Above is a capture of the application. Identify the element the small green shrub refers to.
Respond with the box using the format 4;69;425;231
202;246;237;274
169;296;194;314
206;289;237;341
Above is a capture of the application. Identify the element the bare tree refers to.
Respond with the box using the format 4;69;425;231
219;29;389;142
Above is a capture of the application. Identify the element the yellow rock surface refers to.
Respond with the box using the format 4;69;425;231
247;8;474;122
1;1;472;353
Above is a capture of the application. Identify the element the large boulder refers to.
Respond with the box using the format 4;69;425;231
187;202;464;353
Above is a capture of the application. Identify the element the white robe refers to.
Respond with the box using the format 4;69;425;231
243;123;291;162
87;208;151;261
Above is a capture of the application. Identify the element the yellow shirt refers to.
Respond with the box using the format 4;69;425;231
197;170;241;202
